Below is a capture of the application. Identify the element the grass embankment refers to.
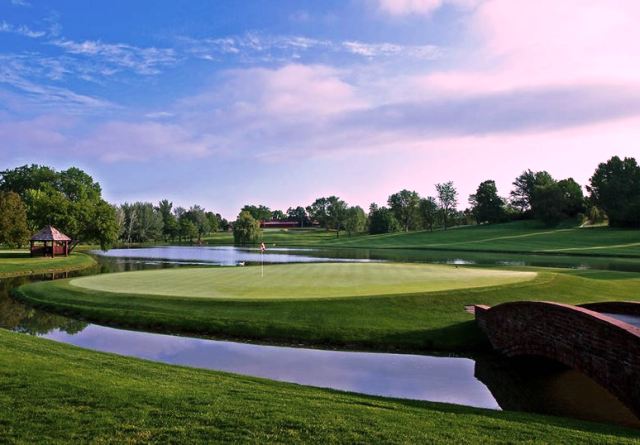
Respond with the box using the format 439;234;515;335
204;221;640;257
1;329;638;444
15;264;640;352
0;251;96;278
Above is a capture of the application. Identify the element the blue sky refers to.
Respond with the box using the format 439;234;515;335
2;0;639;218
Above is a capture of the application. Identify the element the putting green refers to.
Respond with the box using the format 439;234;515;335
69;263;536;300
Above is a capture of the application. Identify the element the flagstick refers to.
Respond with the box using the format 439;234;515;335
261;250;264;278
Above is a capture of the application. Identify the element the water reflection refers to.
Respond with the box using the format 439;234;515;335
43;324;500;409
92;246;375;266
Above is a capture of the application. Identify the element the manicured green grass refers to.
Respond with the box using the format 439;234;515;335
68;263;535;300
1;329;638;444
16;266;640;352
205;221;640;257
0;251;96;278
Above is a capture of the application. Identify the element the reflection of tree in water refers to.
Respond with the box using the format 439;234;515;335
0;276;88;335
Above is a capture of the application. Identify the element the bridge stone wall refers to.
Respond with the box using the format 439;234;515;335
475;301;640;417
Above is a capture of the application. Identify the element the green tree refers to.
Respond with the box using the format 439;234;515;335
0;191;30;248
271;210;286;221
344;206;366;236
179;218;198;243
435;182;458;230
510;170;554;215
0;165;117;247
233;211;261;245
241;205;272;222
368;204;400;234
205;211;220;233
557;178;585;218
157;200;178;241
469;180;505;224
588;156;640;227
184;205;210;243
306;196;347;236
286;206;309;227
387;189;420;232
418;197;438;231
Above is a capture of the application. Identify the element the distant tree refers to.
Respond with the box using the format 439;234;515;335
241;204;272;222
307;196;348;236
470;180;505;224
387;189;420;232
233;211;261;245
184;205;210;243
435;182;458;230
89;201;119;250
157;200;178;241
557;178;585;218
368;204;400;234
132;202;164;242
588;156;640;227
286;206;309;227
418;197;438;231
531;182;565;226
271;210;286;221
344;206;366;236
179;218;198;243
0;191;30;248
510;170;554;215
205;211;220;233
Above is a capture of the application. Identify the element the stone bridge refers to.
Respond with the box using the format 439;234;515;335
475;301;640;417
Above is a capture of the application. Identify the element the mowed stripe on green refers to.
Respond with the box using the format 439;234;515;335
68;263;536;300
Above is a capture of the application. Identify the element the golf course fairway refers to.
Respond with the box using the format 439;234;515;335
67;263;536;300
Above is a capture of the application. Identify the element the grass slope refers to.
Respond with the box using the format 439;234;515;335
0;251;96;278
68;263;535;300
16;267;640;352
204;221;640;257
1;329;638;444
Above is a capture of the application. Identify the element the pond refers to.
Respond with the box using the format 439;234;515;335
93;245;640;272
1;247;639;428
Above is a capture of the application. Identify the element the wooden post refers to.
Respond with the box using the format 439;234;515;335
51;240;55;258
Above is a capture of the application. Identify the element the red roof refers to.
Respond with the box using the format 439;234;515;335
30;225;72;241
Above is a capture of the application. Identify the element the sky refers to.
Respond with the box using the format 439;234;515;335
1;0;639;218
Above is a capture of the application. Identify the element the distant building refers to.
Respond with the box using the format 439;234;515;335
260;220;300;229
30;225;72;258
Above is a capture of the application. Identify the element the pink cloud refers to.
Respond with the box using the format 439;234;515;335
375;0;479;16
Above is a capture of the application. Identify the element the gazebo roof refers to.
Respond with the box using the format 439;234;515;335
30;225;72;242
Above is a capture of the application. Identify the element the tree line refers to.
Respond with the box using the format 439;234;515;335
0;155;638;248
232;155;640;243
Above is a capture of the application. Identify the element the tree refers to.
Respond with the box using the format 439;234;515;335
179;218;198;243
183;205;210;243
557;178;585;218
510;170;554;215
271;210;286;221
418;197;438;231
241;204;272;222
470;180;505;224
306;198;331;229
233;211;261;245
287;206;309;227
531;178;585;226
368;204;400;234
435;182;458;230
387;189;420;232
205;211;220;233
0;191;30;247
588;156;640;228
344;206;366;236
0;164;117;247
157;200;178;241
306;196;348;236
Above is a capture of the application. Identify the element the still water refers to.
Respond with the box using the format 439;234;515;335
2;247;640;428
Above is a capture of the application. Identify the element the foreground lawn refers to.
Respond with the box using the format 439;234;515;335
204;221;640;257
68;263;535;299
0;329;638;444
0;251;96;278
15;265;640;352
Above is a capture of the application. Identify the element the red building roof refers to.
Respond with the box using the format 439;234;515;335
30;225;72;241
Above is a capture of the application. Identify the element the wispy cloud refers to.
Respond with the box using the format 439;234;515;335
10;0;31;7
0;20;46;38
374;0;480;17
49;39;178;75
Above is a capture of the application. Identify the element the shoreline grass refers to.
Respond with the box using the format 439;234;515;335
1;328;639;444
0;251;96;278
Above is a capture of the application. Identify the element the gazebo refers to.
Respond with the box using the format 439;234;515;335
30;226;72;258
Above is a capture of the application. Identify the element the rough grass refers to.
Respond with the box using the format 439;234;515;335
1;329;639;444
16;268;640;353
68;263;535;300
0;251;96;278
204;221;640;257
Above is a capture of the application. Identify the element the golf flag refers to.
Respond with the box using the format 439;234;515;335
260;242;266;252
